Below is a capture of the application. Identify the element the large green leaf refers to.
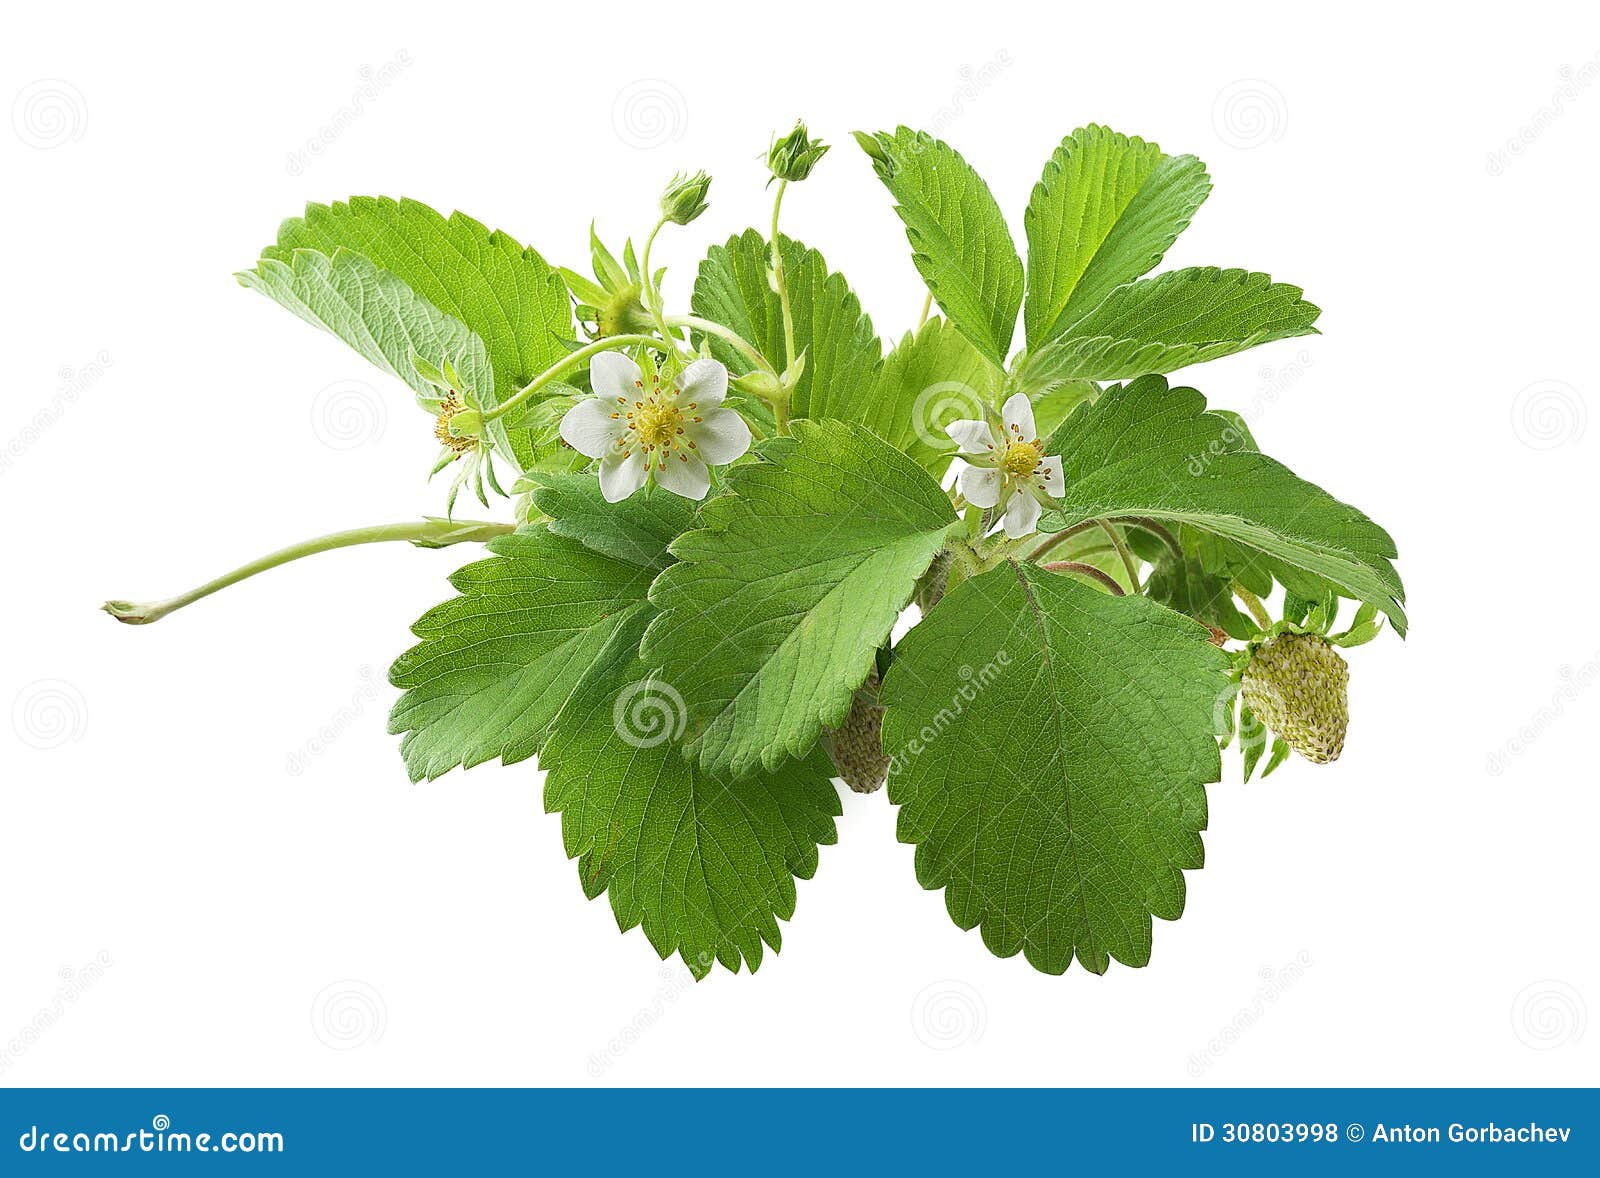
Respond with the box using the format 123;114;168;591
689;230;881;421
388;484;692;782
1023;125;1211;347
542;607;841;980
855;127;1024;367
528;472;695;570
1046;375;1406;633
1020;267;1320;384
881;561;1229;974
861;317;1000;479
261;197;573;467
237;247;494;405
644;419;958;779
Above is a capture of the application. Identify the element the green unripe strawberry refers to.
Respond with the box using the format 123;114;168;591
824;673;888;793
1240;632;1349;764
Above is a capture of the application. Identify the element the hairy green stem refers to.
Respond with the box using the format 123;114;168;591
770;180;796;365
1025;520;1102;562
103;519;513;626
1234;582;1273;629
1112;516;1182;558
666;316;775;375
484;334;667;423
638;216;679;347
1097;519;1141;593
1041;560;1125;596
916;290;934;330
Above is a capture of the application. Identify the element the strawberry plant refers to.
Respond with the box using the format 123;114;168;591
105;122;1403;978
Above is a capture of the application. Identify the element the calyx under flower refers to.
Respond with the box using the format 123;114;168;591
659;170;712;226
409;349;504;516
767;120;829;183
559;227;656;340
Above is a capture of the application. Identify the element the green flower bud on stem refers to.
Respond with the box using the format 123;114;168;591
659;170;712;226
768;120;829;183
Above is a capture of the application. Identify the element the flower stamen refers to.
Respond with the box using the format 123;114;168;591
433;393;478;455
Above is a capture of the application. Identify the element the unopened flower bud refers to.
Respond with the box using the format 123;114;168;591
768;121;829;183
659;170;712;226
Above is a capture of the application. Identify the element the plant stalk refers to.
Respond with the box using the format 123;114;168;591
1041;560;1126;596
103;519;513;626
1234;582;1273;629
483;334;667;423
1097;519;1142;593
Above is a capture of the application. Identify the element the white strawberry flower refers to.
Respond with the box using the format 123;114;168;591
946;392;1065;539
560;353;751;502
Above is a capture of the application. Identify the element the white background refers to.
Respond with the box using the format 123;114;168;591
3;1;1596;1087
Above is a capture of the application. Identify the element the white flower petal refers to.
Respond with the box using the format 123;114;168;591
946;418;996;455
1002;490;1043;539
652;452;711;500
686;407;751;465
591;351;643;400
559;396;624;459
1036;456;1065;497
1001;392;1037;442
675;357;728;408
598;449;647;502
959;463;1002;508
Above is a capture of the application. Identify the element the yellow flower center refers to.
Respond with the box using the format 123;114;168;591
434;394;477;454
1001;439;1041;478
634;395;684;449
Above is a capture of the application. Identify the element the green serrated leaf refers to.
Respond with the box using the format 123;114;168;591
689;230;881;422
856;127;1024;367
1023;125;1211;347
387;495;678;782
237;246;498;415
526;475;698;571
542;608;840;979
262;197;573;468
881;561;1230;974
1021;267;1320;384
1046;375;1406;634
644;419;958;779
862;317;1000;479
